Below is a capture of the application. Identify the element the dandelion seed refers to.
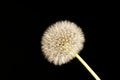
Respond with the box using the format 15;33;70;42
41;20;100;80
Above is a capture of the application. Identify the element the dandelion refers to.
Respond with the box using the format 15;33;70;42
41;20;100;80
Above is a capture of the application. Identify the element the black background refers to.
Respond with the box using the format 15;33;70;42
7;1;117;80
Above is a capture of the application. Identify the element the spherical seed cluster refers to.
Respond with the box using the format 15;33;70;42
41;20;85;65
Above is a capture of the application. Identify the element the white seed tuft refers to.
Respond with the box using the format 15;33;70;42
41;20;85;65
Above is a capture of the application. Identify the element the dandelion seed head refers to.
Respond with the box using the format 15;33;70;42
41;20;85;65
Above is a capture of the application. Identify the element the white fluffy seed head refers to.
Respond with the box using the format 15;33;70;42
41;20;85;65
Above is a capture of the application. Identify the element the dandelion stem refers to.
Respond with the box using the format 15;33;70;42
75;54;101;80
